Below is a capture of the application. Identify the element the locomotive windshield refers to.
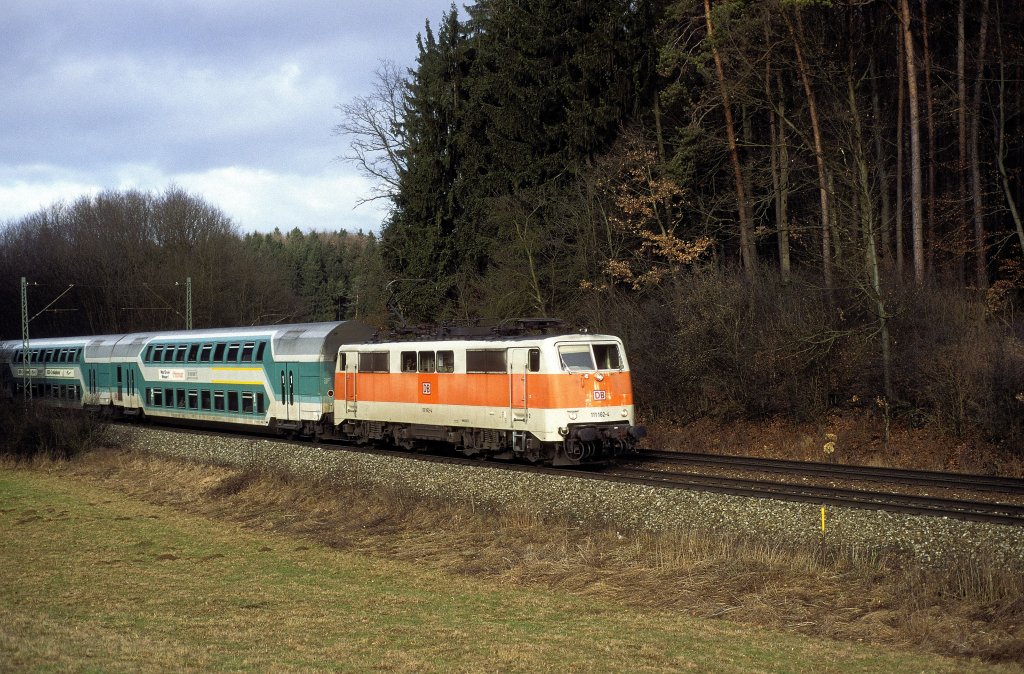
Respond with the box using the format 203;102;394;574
558;343;624;372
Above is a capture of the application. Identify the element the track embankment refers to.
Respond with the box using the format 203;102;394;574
108;425;1024;571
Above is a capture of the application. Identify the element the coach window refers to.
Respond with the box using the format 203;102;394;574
175;389;186;408
213;343;226;362
255;342;266;361
144;346;153;362
175;345;187;362
201;390;211;410
152;346;163;363
228;391;239;412
164;347;176;363
164;388;173;405
213;391;225;411
594;344;622;370
401;351;417;373
187;344;199;363
255;392;265;414
152;388;163;406
241;343;255;362
226;343;240;362
436;350;454;373
529;348;541;372
242;392;254;413
418;351;435;373
187;390;198;410
558;344;595;372
199;344;212;363
466;349;506;373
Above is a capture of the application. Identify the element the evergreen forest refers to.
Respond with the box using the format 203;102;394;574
2;0;1022;447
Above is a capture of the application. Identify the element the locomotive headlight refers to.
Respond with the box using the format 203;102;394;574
621;408;628;417
568;410;578;420
595;373;604;382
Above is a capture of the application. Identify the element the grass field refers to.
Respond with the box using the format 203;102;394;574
1;462;1017;673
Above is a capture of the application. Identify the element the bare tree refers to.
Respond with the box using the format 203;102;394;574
704;0;756;276
333;60;408;206
899;0;925;287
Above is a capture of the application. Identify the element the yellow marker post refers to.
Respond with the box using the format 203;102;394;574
820;505;826;533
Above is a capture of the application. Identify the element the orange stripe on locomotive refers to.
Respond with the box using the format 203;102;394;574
334;371;634;409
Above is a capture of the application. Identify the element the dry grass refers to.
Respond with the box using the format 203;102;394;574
22;447;1024;667
5;458;995;673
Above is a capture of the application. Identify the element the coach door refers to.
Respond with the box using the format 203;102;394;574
278;364;298;421
339;351;358;416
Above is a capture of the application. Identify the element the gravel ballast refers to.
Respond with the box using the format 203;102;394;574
108;426;1024;570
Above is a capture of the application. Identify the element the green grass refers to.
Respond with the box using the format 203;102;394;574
0;467;1014;673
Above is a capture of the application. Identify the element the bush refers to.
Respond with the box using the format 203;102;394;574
0;402;107;460
609;267;1024;447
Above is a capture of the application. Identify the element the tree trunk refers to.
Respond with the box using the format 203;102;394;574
994;8;1024;255
704;0;756;275
870;49;891;263
768;75;792;284
848;62;893;400
921;0;937;276
895;27;906;276
899;0;925;286
970;0;991;288
957;0;968;285
786;9;831;288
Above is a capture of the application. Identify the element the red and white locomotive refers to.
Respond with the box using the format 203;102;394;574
331;323;645;465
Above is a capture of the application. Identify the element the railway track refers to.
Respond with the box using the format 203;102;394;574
119;423;1024;527
610;450;1024;527
632;450;1024;494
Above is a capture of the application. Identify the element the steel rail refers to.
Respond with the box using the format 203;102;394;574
632;450;1024;493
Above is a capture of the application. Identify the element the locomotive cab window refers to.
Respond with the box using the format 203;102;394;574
594;344;622;370
337;353;347;370
529;348;541;372
418;351;435;373
558;344;595;372
436;350;454;373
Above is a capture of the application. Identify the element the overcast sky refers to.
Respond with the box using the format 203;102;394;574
1;1;457;234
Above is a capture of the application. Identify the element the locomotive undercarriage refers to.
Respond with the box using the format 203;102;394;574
333;418;641;466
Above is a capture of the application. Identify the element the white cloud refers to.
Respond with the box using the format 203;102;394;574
0;163;389;234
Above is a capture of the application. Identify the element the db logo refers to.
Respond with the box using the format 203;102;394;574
422;382;432;395
593;390;607;401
